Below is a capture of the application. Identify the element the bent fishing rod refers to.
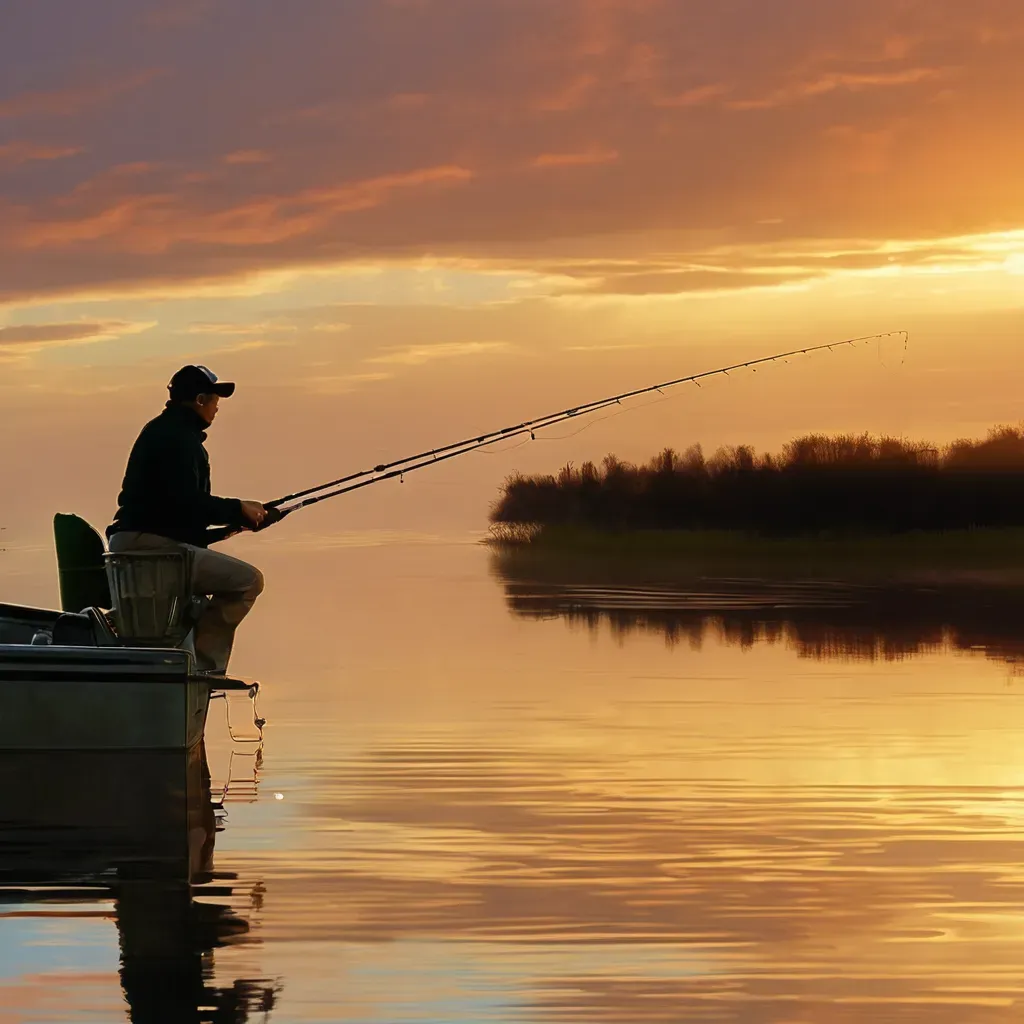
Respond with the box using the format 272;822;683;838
254;331;907;529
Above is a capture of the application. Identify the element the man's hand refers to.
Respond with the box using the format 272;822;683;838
240;500;268;529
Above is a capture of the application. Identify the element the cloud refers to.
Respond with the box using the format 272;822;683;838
309;322;352;333
0;70;162;120
0;319;152;351
190;338;276;356
570;268;821;296
728;66;945;111
0;1;1023;304
530;148;619;169
187;321;269;336
653;83;727;108
186;320;298;336
303;371;392;394
0;141;82;166
535;72;599;112
367;341;513;366
223;149;272;165
9;162;474;253
525;229;1024;297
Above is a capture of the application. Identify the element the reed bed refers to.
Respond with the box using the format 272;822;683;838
489;425;1024;545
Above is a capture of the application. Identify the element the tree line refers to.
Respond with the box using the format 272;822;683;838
490;426;1024;535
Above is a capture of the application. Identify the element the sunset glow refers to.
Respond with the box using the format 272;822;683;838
6;7;1024;1021
1;0;1023;551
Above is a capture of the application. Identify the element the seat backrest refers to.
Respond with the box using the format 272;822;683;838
104;549;194;646
53;514;113;613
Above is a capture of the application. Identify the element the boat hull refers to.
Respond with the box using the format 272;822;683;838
0;645;210;751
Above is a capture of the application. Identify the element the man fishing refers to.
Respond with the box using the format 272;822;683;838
107;365;268;674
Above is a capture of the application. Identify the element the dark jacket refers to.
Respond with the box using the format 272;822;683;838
107;404;244;548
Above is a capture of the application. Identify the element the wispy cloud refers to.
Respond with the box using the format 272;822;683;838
0;141;82;166
0;319;153;351
535;72;598;112
187;321;267;336
653;84;728;109
728;67;944;111
191;338;276;357
531;148;619;169
10;162;475;252
303;371;392;394
186;320;298;336
367;341;513;366
0;70;163;120
526;228;1024;298
223;149;272;165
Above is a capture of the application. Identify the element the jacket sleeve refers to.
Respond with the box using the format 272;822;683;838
199;492;244;526
156;435;244;528
203;525;241;545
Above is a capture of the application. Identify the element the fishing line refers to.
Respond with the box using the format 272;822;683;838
256;331;908;527
473;435;533;455
876;330;909;370
506;337;828;444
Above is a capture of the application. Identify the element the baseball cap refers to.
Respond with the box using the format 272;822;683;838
168;364;236;400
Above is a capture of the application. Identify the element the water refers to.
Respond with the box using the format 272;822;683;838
5;540;1024;1021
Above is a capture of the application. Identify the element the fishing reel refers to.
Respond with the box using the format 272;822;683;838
252;505;288;533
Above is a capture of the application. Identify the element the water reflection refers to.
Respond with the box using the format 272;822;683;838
492;549;1024;664
9;543;1024;1021
0;744;278;1022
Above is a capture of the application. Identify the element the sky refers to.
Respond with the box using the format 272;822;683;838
2;0;1024;555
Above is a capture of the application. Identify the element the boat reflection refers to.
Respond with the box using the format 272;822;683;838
0;744;279;1022
492;553;1024;665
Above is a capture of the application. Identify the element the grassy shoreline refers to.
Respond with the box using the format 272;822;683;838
486;525;1024;580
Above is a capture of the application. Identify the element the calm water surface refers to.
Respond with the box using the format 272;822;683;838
5;539;1024;1022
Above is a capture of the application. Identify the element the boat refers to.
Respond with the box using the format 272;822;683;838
0;515;262;752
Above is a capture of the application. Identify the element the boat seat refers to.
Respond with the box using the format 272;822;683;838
50;608;120;648
104;549;196;648
84;606;120;646
51;612;95;647
53;514;112;613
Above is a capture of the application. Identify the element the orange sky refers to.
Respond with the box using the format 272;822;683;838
2;0;1024;552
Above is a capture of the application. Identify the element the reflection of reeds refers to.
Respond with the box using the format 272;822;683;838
493;558;1024;666
491;427;1024;537
551;606;952;662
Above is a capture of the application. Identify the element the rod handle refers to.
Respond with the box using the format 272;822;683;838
252;505;289;533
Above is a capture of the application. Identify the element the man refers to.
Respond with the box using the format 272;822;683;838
107;365;268;674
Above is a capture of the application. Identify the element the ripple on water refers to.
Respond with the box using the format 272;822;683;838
7;553;1024;1021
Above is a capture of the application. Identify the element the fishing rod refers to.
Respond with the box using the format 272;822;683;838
256;331;907;528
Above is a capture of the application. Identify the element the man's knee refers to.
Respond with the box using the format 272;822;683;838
193;548;264;599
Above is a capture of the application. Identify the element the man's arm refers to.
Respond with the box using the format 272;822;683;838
198;491;244;527
156;436;244;528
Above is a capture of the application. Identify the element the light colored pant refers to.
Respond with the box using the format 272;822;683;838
107;531;264;674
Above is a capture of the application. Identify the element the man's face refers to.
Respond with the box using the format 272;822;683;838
194;393;220;425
